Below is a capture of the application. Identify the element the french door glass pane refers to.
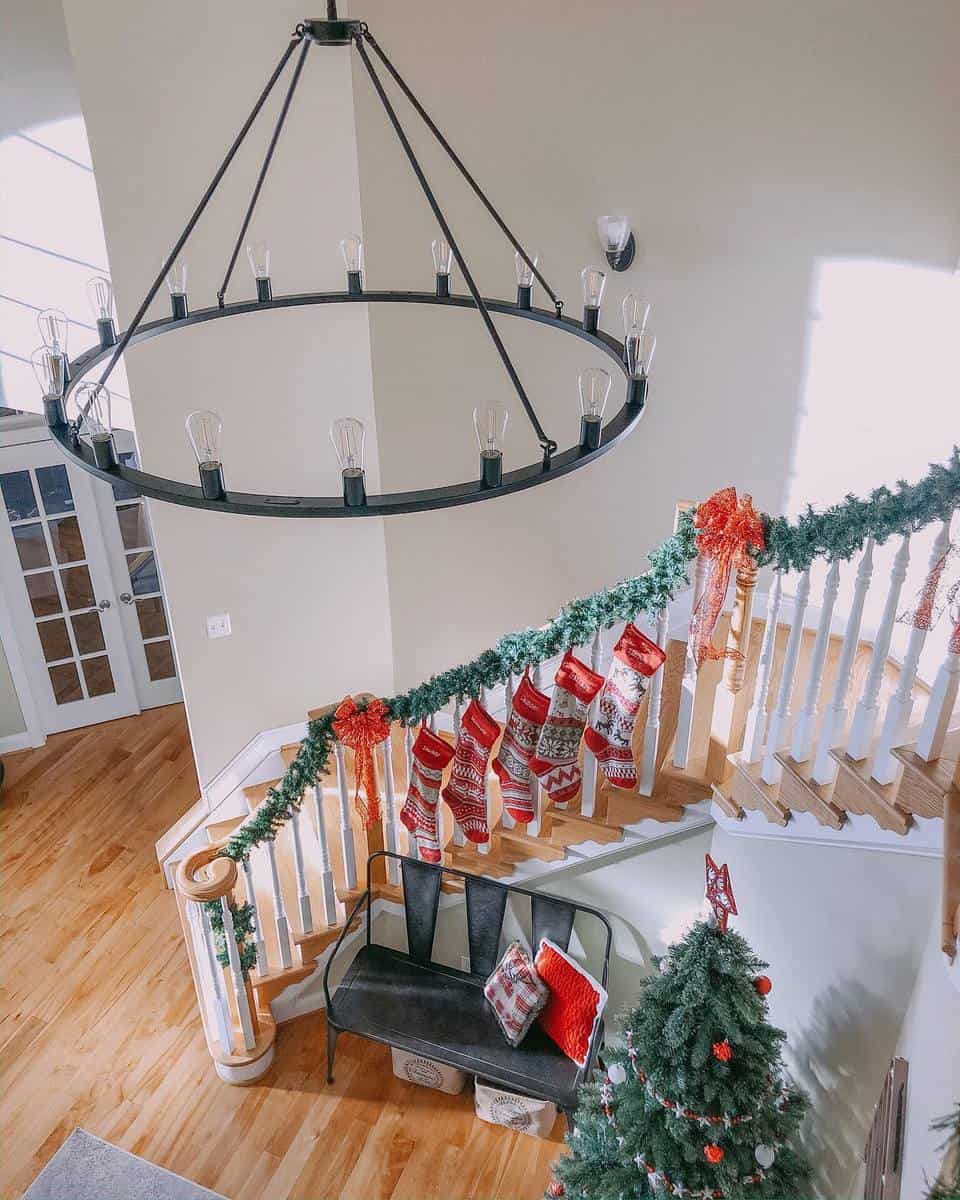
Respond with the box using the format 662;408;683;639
48;516;85;564
126;551;159;596
145;640;176;681
71;611;106;654
136;597;168;640
13;524;50;571
117;503;150;551
82;655;116;698
36;464;75;515
26;571;61;617
49;661;83;704
0;471;38;521
60;565;95;611
37;618;72;663
111;450;140;502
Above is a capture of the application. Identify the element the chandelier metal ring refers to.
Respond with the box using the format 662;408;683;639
54;291;642;518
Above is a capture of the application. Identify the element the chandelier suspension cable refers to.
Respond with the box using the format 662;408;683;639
82;30;306;419
354;34;558;459
361;30;562;320
217;36;312;307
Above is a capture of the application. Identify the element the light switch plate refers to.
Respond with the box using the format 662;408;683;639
206;612;232;639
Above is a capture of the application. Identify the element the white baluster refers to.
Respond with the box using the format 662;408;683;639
451;698;466;847
674;553;711;768
333;740;358;891
872;519;952;785
847;535;911;760
403;725;418;858
812;540;875;784
761;567;811;785
198;903;234;1053
265;840;293;970
639;611;669;795
220;895;256;1051
528;665;543;836
289;808;313;935
478;686;491;855
580;629;604;818
500;675;516;830
790;559;841;763
380;735;402;883
742;571;783;764
312;782;338;926
240;857;269;976
915;641;960;763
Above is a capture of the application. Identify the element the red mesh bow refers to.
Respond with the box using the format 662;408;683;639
332;696;391;827
690;487;765;667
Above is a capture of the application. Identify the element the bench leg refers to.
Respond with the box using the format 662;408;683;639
326;1022;339;1084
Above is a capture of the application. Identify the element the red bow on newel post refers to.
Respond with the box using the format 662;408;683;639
690;487;765;668
332;696;392;827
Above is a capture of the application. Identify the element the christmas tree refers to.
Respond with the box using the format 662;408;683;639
550;856;812;1200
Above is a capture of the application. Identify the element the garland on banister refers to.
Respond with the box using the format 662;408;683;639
220;451;960;864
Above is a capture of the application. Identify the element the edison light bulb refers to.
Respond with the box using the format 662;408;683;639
330;417;366;506
626;330;656;408
37;308;68;353
340;235;364;295
579;367;611;451
186;410;226;500
31;345;66;425
88;277;117;349
515;251;538;309
473;400;508;488
166;259;188;319
432;237;453;297
246;241;272;302
580;267;606;334
622;293;650;337
75;383;117;468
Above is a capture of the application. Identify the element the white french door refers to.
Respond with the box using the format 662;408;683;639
0;432;181;734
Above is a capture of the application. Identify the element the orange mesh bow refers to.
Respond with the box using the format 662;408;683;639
690;487;765;668
332;696;391;827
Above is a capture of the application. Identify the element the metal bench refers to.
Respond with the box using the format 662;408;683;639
323;851;613;1117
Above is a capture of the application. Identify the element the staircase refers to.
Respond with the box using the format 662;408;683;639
165;510;960;1083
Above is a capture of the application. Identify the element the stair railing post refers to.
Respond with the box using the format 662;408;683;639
477;686;492;855
847;535;911;760
197;903;235;1053
790;558;841;763
580;630;604;818
914;636;960;763
333;740;358;891
289;807;313;935
220;895;257;1052
379;734;402;882
265;840;293;969
742;571;783;764
674;545;711;769
403;724;418;855
707;556;759;781
451;698;466;847
761;567;811;785
312;779;338;926
638;611;669;795
528;664;543;836
240;856;269;976
500;675;516;830
812;539;875;784
872;519;952;785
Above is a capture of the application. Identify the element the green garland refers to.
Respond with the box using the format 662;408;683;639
221;450;960;864
205;899;258;978
928;1105;960;1200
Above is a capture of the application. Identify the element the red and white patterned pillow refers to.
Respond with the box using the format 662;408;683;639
484;941;549;1047
534;938;607;1067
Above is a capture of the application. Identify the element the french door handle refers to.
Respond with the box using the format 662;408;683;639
119;593;134;605
97;598;112;611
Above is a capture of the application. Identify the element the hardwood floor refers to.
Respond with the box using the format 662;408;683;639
0;706;564;1199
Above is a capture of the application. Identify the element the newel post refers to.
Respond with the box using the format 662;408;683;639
706;556;758;783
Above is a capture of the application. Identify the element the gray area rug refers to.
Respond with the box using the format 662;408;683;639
24;1129;227;1200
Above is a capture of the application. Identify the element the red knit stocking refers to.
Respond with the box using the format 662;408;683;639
492;672;550;823
400;724;455;863
584;623;666;789
529;651;604;805
441;699;500;844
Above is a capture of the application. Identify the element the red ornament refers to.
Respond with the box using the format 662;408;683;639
547;1182;565;1198
705;854;738;932
704;1144;725;1164
754;975;773;996
712;1040;732;1062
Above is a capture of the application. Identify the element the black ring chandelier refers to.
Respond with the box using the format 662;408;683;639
33;7;657;518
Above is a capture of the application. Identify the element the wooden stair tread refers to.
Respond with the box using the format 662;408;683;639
892;725;960;816
830;749;912;834
602;790;688;826
497;828;567;861
545;810;624;846
728;755;791;826
775;754;846;829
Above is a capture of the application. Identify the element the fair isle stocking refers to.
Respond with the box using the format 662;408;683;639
529;651;604;805
441;699;500;844
400;724;455;863
584;623;666;789
492;672;550;823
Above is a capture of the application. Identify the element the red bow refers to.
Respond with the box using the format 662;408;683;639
332;696;391;827
690;487;765;667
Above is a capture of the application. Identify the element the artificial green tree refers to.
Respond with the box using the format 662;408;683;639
551;856;812;1200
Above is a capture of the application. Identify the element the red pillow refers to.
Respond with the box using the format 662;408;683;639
534;938;607;1067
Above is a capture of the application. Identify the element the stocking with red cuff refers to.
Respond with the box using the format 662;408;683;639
441;699;500;844
400;724;455;863
492;672;550;823
529;651;604;805
584;623;666;789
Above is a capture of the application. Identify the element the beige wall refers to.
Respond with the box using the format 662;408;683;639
0;635;26;740
350;0;959;693
60;1;395;783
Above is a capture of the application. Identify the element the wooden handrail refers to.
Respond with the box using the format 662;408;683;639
177;839;238;902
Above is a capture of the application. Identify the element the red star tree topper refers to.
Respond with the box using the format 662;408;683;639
705;853;738;932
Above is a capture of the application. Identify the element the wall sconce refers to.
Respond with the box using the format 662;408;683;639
597;214;635;272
